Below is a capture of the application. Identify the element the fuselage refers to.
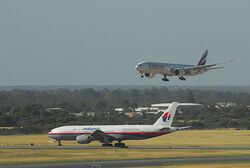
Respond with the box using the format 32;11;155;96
135;61;207;77
48;125;174;142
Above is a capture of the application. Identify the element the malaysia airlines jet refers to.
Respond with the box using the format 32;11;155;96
48;102;190;147
135;49;233;82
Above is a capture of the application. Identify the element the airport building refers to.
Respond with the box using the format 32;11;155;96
115;103;202;118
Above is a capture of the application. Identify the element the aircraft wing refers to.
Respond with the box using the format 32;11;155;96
91;130;115;143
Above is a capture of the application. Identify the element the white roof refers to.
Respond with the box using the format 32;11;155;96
151;103;202;107
114;108;124;111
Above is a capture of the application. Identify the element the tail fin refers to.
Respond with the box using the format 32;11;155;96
197;49;208;65
153;102;178;127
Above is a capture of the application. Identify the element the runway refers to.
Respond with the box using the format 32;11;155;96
1;156;250;168
1;145;250;150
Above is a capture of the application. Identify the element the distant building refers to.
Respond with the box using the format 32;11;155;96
85;112;96;116
114;108;125;113
72;111;96;117
124;112;142;118
115;103;202;117
215;102;237;109
46;107;64;112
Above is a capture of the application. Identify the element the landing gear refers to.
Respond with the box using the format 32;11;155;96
101;142;127;148
57;140;62;146
140;72;144;78
114;141;127;148
162;75;169;82
102;143;113;147
179;76;186;81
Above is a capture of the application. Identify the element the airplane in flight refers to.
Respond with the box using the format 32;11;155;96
48;102;190;147
135;49;233;82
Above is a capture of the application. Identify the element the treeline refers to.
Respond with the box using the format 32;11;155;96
0;87;250;134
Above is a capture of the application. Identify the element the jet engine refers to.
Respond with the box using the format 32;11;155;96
144;73;155;78
174;68;185;76
76;134;92;144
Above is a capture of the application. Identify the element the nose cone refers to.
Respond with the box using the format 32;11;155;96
135;65;139;71
48;128;58;139
135;64;142;72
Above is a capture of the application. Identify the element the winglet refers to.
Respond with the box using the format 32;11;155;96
198;49;208;65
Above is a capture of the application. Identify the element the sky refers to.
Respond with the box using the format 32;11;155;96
0;0;249;86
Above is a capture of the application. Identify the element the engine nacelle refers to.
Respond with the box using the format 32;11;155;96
174;68;185;76
144;73;155;78
76;134;92;144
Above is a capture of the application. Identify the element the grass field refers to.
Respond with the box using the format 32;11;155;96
138;161;250;168
0;129;250;165
1;129;250;147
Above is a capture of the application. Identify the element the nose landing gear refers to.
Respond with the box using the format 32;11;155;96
57;140;62;146
140;72;144;78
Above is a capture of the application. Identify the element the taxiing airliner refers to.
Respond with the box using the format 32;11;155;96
135;49;233;81
48;102;190;147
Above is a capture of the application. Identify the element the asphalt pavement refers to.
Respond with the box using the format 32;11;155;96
1;156;250;168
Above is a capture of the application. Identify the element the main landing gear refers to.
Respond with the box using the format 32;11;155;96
162;75;169;82
114;142;127;148
101;142;127;148
179;76;186;81
102;143;113;147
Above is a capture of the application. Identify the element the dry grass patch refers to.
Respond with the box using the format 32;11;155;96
137;161;250;168
126;129;250;147
1;130;250;147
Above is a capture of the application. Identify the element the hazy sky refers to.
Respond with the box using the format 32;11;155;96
0;0;249;86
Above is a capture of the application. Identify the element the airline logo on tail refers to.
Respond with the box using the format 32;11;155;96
162;112;171;122
153;102;178;127
197;49;208;65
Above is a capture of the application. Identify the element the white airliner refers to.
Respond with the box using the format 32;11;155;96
48;102;190;147
135;49;233;81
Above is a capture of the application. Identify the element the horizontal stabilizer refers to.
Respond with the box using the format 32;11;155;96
209;66;224;70
171;126;191;131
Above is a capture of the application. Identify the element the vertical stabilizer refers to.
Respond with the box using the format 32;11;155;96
153;102;178;127
197;49;208;65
